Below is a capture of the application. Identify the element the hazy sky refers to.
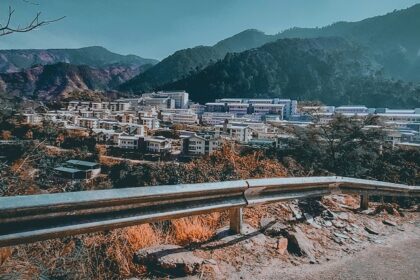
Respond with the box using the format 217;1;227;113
0;0;419;60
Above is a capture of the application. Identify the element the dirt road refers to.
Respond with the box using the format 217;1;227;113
264;223;420;280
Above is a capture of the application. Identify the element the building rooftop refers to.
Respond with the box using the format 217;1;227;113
54;166;83;174
66;160;99;168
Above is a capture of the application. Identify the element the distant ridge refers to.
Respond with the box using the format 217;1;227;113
119;29;279;93
121;3;420;93
0;46;158;73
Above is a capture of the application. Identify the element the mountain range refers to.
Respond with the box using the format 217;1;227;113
0;46;157;73
161;37;420;108
1;4;420;107
121;4;420;94
119;29;279;92
0;62;152;100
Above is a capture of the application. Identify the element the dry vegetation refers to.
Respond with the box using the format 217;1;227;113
0;214;230;279
0;144;287;279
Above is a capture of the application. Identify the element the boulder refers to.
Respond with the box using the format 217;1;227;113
286;227;316;261
332;220;346;228
133;244;204;276
260;217;288;236
260;217;276;228
277;238;288;255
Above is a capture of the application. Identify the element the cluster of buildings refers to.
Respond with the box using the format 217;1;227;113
298;105;420;147
21;91;420;158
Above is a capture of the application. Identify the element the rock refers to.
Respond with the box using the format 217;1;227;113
304;213;321;229
337;212;350;221
374;203;403;216
260;217;287;236
324;220;333;227
203;259;217;265
332;236;344;245
289;203;303;220
276;238;288;255
322;209;337;220
332;220;346;228
361;209;375;215
286;227;316;261
334;232;349;239
215;224;267;246
264;221;288;237
133;244;204;276
304;213;314;223
260;217;276;228
382;220;397;227
364;226;380;235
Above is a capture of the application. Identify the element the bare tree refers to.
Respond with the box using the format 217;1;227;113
0;4;64;36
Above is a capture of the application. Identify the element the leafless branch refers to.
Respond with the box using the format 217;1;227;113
0;5;65;36
22;0;40;6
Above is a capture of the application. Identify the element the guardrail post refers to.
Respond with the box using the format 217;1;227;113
360;193;369;210
229;207;243;234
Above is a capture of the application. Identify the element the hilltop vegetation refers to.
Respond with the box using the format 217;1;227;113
162;37;420;107
120;29;278;92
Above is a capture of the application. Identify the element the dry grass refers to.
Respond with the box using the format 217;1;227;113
0;248;12;266
0;144;287;278
170;213;223;245
0;216;225;279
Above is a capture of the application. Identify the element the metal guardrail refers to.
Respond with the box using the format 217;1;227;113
0;176;419;247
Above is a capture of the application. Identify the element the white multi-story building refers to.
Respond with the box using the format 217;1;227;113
202;112;235;125
77;117;99;129
215;122;252;143
252;104;285;117
144;136;172;153
227;103;250;116
377;113;420;124
99;120;119;130
142;97;175;110
22;113;43;124
216;98;243;103
189;103;206;115
248;99;273;104
183;134;222;155
335;105;369;114
275;99;297;119
143;91;189;109
117;135;141;149
205;102;227;112
172;111;199;125
140;117;160;130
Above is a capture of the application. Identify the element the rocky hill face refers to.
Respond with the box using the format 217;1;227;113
0;46;158;73
0;62;151;100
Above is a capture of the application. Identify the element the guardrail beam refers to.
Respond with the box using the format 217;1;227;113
0;176;418;247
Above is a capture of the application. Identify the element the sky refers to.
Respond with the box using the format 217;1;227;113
0;0;419;60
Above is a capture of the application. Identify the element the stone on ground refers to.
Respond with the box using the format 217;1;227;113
260;217;288;237
277;238;288;255
286;227;316;261
133;244;204;276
